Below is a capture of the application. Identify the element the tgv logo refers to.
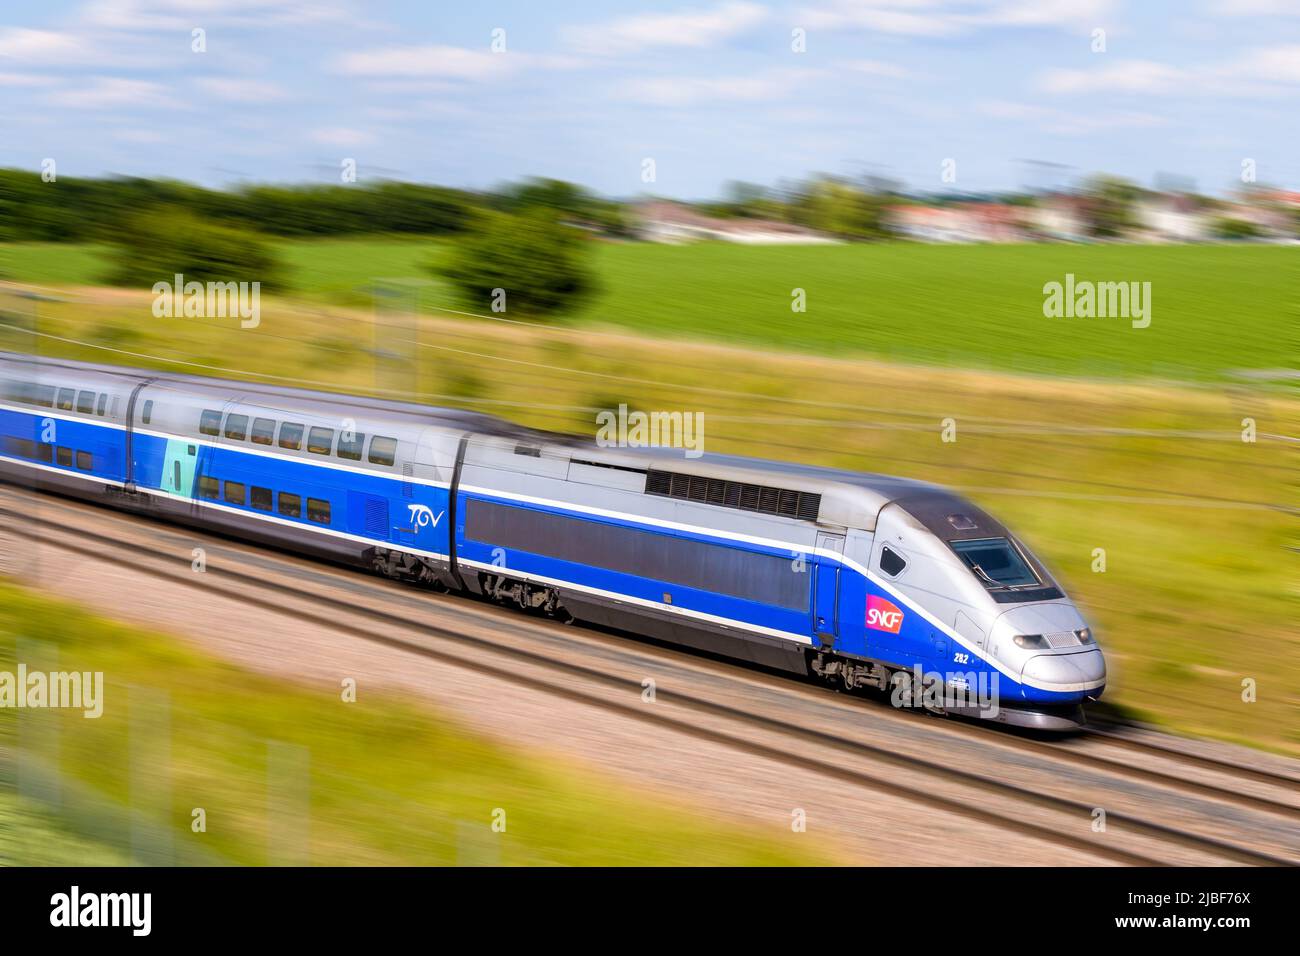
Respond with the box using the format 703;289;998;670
406;504;445;532
866;594;905;634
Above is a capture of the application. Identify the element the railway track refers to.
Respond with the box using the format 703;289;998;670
2;484;1297;866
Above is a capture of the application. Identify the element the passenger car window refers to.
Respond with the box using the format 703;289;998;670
306;497;331;524
77;391;95;413
251;418;275;446
198;476;219;499
224;414;249;441
368;436;398;467
57;388;75;411
76;450;93;470
879;546;907;577
223;480;246;505
34;385;55;407
56;446;72;466
278;422;304;450
96;393;108;416
250;486;273;511
278;492;301;518
307;427;334;456
337;431;365;461
200;410;222;436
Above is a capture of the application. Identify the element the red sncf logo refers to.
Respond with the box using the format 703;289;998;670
866;594;905;634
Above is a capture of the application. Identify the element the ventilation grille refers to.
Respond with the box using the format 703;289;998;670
1044;631;1081;649
645;469;821;521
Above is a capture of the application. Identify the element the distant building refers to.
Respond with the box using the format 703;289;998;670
1028;194;1091;242
635;200;839;245
889;203;1029;243
1135;195;1209;242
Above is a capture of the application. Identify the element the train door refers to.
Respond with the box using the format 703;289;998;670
812;531;844;649
161;439;197;497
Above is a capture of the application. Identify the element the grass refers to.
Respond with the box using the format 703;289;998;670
2;237;1297;381
0;581;828;866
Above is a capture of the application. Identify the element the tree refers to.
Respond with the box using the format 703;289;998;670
103;207;285;289
1083;175;1143;238
435;208;597;319
789;176;889;240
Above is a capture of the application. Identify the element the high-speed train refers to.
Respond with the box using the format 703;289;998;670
0;351;1105;729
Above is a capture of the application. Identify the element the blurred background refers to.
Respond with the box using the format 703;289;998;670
0;1;1296;866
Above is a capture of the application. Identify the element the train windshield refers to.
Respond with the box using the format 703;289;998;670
950;537;1039;589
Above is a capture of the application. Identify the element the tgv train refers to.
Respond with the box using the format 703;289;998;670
0;351;1105;729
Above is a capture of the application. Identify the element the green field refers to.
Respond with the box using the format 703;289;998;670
0;582;825;866
2;238;1296;381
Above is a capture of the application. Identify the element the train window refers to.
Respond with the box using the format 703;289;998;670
465;499;809;611
96;393;108;416
197;475;219;499
307;426;334;456
34;385;55;408
278;422;304;450
306;497;331;524
879;547;907;577
77;391;95;414
223;480;246;505
76;450;93;471
142;400;154;425
34;442;52;463
57;388;75;411
250;486;273;511
251;418;275;446
368;436;398;467
950;537;1038;589
224;414;249;441
337;431;365;461
56;446;72;466
277;492;301;518
200;410;222;436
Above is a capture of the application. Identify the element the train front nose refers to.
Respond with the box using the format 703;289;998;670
1021;646;1106;694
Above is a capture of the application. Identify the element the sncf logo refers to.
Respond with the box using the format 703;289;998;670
866;594;905;634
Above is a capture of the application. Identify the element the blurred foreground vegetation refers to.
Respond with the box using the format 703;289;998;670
0;582;825;866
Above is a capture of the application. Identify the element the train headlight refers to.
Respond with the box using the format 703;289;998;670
1013;634;1049;650
1075;627;1094;644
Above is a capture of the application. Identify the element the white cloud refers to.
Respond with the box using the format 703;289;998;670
336;44;578;80
80;0;355;31
1236;44;1300;85
1039;60;1187;94
195;77;291;101
797;0;1112;36
840;59;908;78
45;76;180;109
618;68;819;105
0;72;57;86
977;98;1169;135
310;126;372;147
564;1;768;55
0;27;89;63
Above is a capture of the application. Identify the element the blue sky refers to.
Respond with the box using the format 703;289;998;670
2;1;1298;197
